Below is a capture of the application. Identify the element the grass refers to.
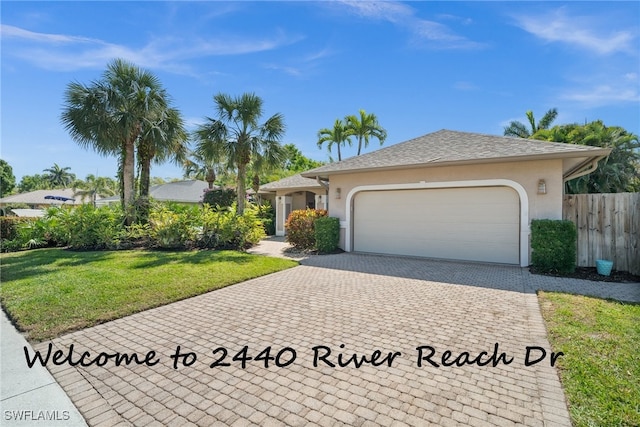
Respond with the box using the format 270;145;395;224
538;291;640;427
0;248;298;341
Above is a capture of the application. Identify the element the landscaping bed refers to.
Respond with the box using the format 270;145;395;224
530;266;640;283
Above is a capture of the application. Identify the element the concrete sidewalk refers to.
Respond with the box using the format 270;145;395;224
0;310;87;427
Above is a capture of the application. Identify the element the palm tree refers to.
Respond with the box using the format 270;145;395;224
534;121;640;193
43;164;75;188
345;110;387;155
137;107;188;202
61;59;180;224
317;119;352;162
504;108;558;138
183;150;223;190
73;174;117;207
193;92;286;214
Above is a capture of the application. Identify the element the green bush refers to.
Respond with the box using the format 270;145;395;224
203;188;237;210
256;203;276;236
199;204;266;249
149;207;198;249
0;217;33;241
64;204;123;250
285;209;327;250
314;217;340;253
531;219;577;273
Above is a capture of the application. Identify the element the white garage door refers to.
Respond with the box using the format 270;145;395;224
353;186;520;264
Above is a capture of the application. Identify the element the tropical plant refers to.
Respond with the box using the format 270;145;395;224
183;150;224;189
42;164;75;188
73;174;118;207
0;159;16;197
285;209;328;250
193;92;286;214
345;109;387;156
317;119;352;161
504;108;558;138
203;188;237;209
137;107;188;206
61;58;184;225
533;121;640;193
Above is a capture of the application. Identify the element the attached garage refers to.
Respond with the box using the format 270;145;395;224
353;186;521;264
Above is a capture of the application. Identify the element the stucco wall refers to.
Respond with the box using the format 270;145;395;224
325;159;564;250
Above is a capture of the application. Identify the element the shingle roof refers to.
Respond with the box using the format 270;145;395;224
260;173;322;192
0;189;85;205
301;129;611;177
97;180;212;204
148;180;211;203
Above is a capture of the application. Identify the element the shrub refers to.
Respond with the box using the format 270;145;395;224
149;207;198;249
64;204;123;250
0;217;33;241
198;204;266;249
285;209;327;250
531;219;577;273
256;203;276;236
203;188;237;210
314;217;340;253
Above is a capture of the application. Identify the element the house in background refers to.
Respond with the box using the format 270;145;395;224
0;188;87;217
96;180;212;206
263;129;610;266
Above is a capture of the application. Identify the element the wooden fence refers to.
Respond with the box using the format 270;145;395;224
563;192;640;275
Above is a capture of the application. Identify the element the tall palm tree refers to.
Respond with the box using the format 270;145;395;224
43;164;75;188
345;110;387;156
137;107;188;201
61;59;181;224
193;92;286;214
73;174;117;207
504;108;558;138
317;119;352;162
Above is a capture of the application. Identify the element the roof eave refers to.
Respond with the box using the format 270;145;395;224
301;149;613;179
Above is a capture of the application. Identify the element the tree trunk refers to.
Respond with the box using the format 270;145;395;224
337;143;342;162
206;168;216;189
237;162;246;215
122;137;136;226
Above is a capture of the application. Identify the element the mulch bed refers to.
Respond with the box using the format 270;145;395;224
530;266;640;283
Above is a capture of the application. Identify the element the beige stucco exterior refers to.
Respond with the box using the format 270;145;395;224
324;159;564;264
269;188;327;236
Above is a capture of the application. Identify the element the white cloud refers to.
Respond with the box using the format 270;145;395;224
0;24;302;73
513;8;637;55
331;1;484;50
453;81;478;91
561;84;639;107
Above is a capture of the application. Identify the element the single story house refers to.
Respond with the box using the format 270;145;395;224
96;180;212;206
264;129;611;266
0;189;86;216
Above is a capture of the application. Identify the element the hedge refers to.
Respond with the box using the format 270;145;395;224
530;219;577;273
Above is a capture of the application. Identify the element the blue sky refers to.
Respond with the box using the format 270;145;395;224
2;1;639;182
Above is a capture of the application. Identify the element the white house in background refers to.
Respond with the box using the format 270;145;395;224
0;188;88;217
96;180;212;206
262;129;610;267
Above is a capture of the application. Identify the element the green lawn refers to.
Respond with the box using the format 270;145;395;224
0;248;298;341
538;291;640;427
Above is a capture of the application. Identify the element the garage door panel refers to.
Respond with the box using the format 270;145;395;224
353;187;520;264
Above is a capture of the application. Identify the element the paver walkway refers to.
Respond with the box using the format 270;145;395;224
31;238;639;426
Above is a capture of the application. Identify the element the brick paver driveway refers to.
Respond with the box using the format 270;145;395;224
39;254;575;426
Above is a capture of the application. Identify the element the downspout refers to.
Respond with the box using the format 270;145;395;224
563;156;606;183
